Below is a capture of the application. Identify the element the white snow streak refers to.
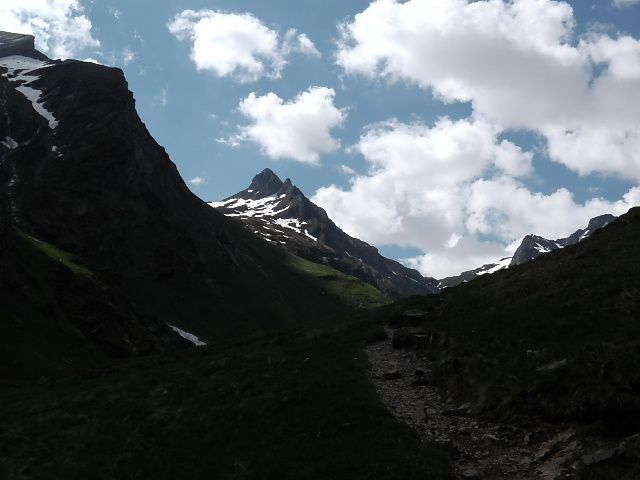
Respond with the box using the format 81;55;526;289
168;324;207;347
0;55;58;130
534;244;552;253
476;257;512;276
1;136;18;149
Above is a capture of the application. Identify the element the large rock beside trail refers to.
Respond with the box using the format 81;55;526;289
391;328;432;349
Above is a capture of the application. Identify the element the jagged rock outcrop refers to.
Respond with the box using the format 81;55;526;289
440;214;617;289
0;32;35;57
510;214;616;266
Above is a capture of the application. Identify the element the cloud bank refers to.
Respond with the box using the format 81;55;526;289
314;118;640;277
312;0;640;278
336;0;640;181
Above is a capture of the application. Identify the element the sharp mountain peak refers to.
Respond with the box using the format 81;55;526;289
229;168;299;201
212;169;439;299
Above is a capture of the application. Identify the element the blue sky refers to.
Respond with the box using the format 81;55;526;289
3;0;640;277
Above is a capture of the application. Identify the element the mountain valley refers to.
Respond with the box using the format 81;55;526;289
0;29;639;480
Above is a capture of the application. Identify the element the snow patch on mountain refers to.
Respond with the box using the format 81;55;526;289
209;196;289;218
534;243;552;253
168;325;206;347
476;257;512;276
0;55;58;130
209;196;318;241
2;136;17;149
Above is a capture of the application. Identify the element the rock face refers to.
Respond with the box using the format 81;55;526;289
510;214;616;266
0;32;35;57
210;169;440;299
0;34;353;378
440;214;617;289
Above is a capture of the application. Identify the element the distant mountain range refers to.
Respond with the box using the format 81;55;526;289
211;170;620;296
439;214;616;289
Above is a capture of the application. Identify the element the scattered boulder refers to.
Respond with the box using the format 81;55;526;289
442;403;472;417
460;468;481;479
389;309;428;328
622;434;640;459
366;326;389;345
581;446;625;467
391;328;432;349
581;434;640;467
538;456;572;480
536;358;568;372
411;375;434;387
410;367;434;387
535;430;576;462
383;368;402;380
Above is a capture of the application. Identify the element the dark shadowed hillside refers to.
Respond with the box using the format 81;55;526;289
0;35;381;379
374;207;640;427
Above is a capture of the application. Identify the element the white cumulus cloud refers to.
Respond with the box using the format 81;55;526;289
222;87;347;164
313;118;640;278
168;9;319;83
0;0;99;59
312;0;640;277
336;0;640;181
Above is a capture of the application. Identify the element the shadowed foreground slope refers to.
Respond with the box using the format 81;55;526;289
371;207;640;428
0;321;450;480
0;38;385;378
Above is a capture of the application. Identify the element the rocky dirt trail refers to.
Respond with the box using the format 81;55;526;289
366;329;587;480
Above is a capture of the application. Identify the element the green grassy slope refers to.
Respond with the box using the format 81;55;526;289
0;320;450;480
369;207;640;430
286;254;389;309
15;228;94;278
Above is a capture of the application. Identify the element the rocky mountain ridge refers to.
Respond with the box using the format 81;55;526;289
439;214;616;289
210;169;440;299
